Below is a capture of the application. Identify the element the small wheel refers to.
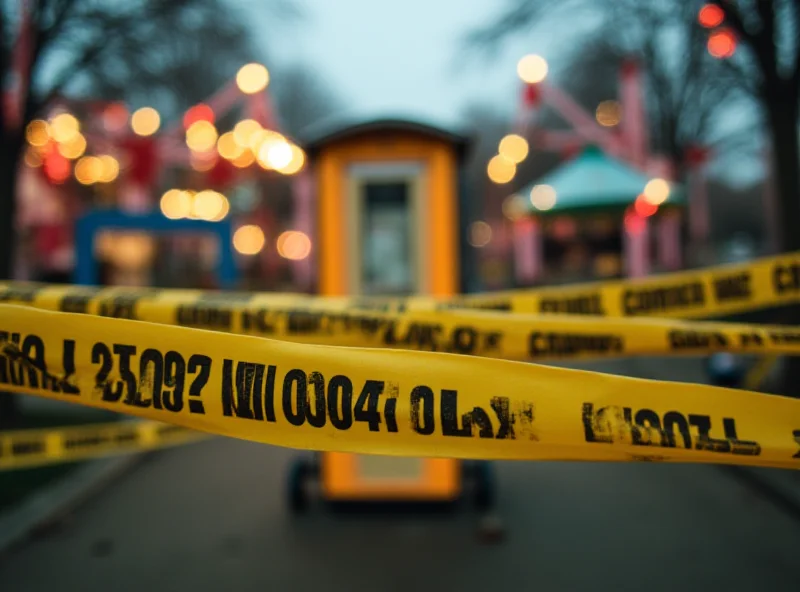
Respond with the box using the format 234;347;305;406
288;458;310;513
473;461;496;511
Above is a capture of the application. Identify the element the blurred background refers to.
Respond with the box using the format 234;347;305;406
1;1;800;589
0;0;787;295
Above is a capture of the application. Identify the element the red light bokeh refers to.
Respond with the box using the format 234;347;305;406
698;4;725;28
634;194;658;217
708;28;737;59
183;104;215;129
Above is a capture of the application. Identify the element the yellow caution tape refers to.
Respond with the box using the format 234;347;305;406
445;250;800;317
1;304;798;470
3;282;800;362
0;419;208;471
2;250;800;320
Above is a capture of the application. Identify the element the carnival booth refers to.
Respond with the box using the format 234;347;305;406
286;116;496;512
506;145;686;285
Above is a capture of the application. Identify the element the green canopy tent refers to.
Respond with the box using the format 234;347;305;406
507;145;686;283
515;145;685;216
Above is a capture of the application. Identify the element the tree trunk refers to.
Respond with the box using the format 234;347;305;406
768;98;800;252
766;92;800;397
0;131;22;428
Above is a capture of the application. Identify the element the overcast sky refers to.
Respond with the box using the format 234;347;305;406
256;0;762;185
262;0;549;126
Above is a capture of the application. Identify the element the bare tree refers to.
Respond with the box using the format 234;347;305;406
469;0;800;395
467;1;750;181
269;63;343;138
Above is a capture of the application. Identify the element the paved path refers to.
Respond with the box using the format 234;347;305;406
1;358;798;591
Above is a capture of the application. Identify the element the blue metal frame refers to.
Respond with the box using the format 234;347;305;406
74;210;238;288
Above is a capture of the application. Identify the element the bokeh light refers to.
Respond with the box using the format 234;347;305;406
624;207;646;235
468;221;493;248
211;194;230;221
57;133;87;159
183;104;215;129
131;107;161;136
249;129;284;152
217;132;244;160
160;189;193;220
708;28;737;59
103;103;129;133
258;139;293;170
186;120;218;153
530;184;557;211
189;151;217;172
517;54;548;84
487;155;516;184
498;134;529;164
233;225;266;255
74;156;103;185
236;63;270;94
233;119;262;147
502;194;528;221
595;100;622;127
643;178;670;205
191;190;226;221
231;150;256;168
98;155;120;183
634;194;658;217
698;4;725;28
277;230;312;260
25;120;50;146
24;148;42;167
279;144;306;175
49;113;80;143
44;153;71;184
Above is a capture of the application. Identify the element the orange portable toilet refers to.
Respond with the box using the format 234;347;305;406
286;117;493;511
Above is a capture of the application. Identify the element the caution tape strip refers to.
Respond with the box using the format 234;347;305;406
1;304;798;470
0;419;208;471
4;283;800;361
3;250;800;320
445;250;800;317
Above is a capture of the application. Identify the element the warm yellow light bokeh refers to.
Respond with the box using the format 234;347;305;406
279;144;306;175
276;230;311;260
236;63;270;94
231;150;256;168
24;148;43;167
643;178;670;205
211;195;230;221
57;134;87;159
131;107;161;136
487;154;516;184
217;132;243;160
98;155;120;183
596;100;622;127
257;139;292;170
74;156;103;185
530;184;557;211
233;225;266;255
186;120;218;153
498;134;529;164
50;113;80;143
233;119;262;148
191;190;226;221
25;120;50;147
160;189;192;220
517;54;548;84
